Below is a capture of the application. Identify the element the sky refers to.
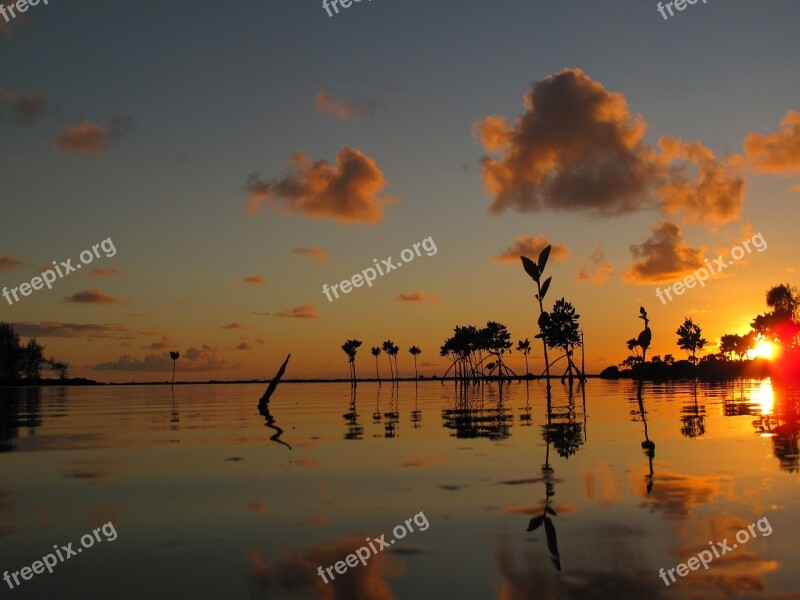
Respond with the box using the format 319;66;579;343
1;0;799;382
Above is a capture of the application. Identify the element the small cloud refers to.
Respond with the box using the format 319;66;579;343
294;459;318;469
276;305;318;319
0;255;26;272
243;147;398;225
0;88;46;125
246;501;268;514
236;341;253;350
12;321;131;340
254;338;266;345
63;289;124;305
251;311;271;316
576;244;614;286
142;336;175;350
55;116;135;156
222;322;247;329
493;235;570;263
314;90;375;119
395;291;441;303
244;275;266;285
93;344;238;372
399;456;444;468
291;246;328;262
90;267;122;277
623;221;705;284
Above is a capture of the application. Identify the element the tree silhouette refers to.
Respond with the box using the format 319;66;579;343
408;346;421;380
664;353;674;366
371;346;382;385
382;340;395;381
676;317;707;365
20;338;46;380
340;340;362;385
170;351;180;388
541;298;585;384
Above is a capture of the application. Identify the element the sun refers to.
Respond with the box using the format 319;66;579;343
750;340;776;360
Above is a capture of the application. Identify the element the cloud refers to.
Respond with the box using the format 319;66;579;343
633;472;732;521
744;110;800;176
476;69;745;226
90;267;122;277
93;345;237;372
477;68;659;217
243;275;265;285
143;337;175;350
315;90;376;119
657;137;745;225
63;289;124;305
623;221;706;284
0;255;26;272
235;341;253;350
394;291;441;303
243;147;398;225
291;246;328;262
493;235;570;263
12;321;131;340
246;538;403;600
576;244;614;285
0;88;46;125
222;322;247;329
246;500;268;513
55;116;135;155
276;304;318;319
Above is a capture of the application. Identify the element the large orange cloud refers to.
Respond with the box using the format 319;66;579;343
244;147;398;225
477;69;745;225
493;236;570;264
623;221;706;284
744;110;800;176
477;68;659;217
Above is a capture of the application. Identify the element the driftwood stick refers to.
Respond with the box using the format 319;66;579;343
258;354;290;411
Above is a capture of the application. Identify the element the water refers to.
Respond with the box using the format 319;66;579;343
1;379;798;599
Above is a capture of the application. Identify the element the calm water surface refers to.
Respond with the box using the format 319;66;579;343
1;379;799;599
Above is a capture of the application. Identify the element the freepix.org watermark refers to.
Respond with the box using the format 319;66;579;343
656;232;766;305
2;237;117;306
322;0;371;18
658;516;771;586
657;0;708;21
4;521;118;590
0;0;49;25
316;511;429;584
322;236;437;303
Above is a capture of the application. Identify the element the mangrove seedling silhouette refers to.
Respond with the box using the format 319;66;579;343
371;346;382;385
516;338;531;377
170;350;179;388
520;246;553;393
341;339;362;385
676;317;706;365
439;322;515;383
408;345;422;380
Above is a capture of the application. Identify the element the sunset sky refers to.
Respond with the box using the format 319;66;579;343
1;0;799;381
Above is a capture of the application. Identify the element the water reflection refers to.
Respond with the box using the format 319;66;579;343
752;379;800;472
441;383;513;440
0;387;41;453
680;381;706;439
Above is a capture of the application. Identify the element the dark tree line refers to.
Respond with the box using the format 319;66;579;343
0;322;69;383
